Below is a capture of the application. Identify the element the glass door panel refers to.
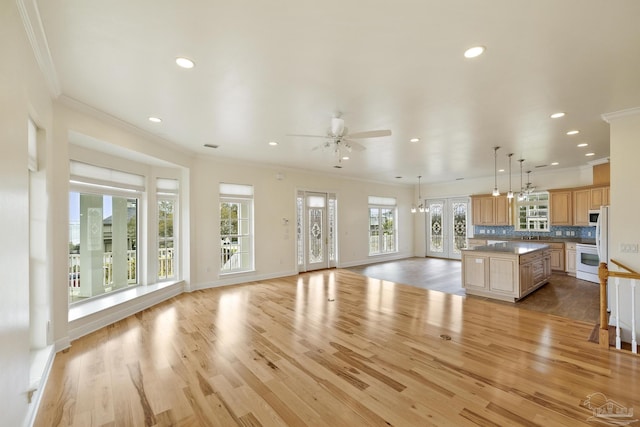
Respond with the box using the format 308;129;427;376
452;201;468;257
296;191;337;271
426;198;469;260
428;202;444;256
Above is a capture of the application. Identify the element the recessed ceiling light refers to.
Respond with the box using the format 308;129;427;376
409;138;420;143
175;57;195;69
551;162;559;166
203;144;219;149
498;169;505;172
395;176;403;179
585;152;595;156
148;116;162;123
464;46;486;58
550;112;566;119
342;156;350;160
566;130;580;135
577;143;588;147
333;165;343;169
268;141;278;146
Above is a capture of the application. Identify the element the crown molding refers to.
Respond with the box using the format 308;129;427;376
601;107;640;124
16;0;61;97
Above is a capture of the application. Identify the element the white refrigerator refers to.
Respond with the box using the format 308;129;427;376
596;205;610;265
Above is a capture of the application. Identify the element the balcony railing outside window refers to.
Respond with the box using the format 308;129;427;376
68;249;174;302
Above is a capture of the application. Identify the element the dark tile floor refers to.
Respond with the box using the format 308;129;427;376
345;257;600;324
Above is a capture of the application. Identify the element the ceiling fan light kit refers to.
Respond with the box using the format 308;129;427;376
288;114;392;166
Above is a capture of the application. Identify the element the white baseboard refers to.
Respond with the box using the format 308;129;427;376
25;346;55;427
193;269;298;291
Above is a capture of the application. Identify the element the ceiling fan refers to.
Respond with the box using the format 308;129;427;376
288;115;392;159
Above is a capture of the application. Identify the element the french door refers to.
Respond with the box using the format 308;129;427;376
296;191;337;271
425;198;469;260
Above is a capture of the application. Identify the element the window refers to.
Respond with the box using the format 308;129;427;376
69;161;143;303
157;178;178;281
515;191;549;231
368;196;397;255
220;183;254;273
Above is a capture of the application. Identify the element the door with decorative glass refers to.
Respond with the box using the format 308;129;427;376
296;191;337;271
426;198;469;260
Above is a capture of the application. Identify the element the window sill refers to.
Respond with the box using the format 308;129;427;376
68;280;182;322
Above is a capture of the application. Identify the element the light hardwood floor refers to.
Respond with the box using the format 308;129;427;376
36;269;640;426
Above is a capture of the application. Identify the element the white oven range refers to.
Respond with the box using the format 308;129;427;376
576;243;599;283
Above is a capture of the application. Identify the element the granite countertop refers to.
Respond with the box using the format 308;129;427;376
462;241;550;255
471;235;596;245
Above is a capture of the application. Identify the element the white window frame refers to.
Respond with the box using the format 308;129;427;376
220;183;254;274
157;178;178;281
68;188;141;304
368;196;398;256
515;191;550;231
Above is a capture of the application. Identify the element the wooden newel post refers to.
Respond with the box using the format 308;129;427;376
598;262;610;349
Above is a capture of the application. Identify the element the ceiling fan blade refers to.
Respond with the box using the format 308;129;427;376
311;141;331;151
346;129;392;139
344;140;366;152
286;133;329;139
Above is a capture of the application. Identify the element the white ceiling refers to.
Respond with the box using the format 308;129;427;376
35;0;640;185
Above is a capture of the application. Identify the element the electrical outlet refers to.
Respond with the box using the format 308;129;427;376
555;231;562;236
588;231;592;237
620;243;639;253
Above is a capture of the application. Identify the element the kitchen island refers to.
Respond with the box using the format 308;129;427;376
461;242;551;302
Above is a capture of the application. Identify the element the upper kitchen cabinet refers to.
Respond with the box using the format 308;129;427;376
590;186;610;210
471;195;511;226
549;190;573;226
550;185;610;226
573;188;591;226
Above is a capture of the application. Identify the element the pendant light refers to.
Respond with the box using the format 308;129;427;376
517;158;525;201
411;175;426;213
525;170;535;194
507;153;514;199
492;146;500;196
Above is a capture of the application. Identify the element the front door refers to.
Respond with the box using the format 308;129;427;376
297;191;337;271
426;198;469;260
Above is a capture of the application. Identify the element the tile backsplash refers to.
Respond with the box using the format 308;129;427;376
474;225;595;239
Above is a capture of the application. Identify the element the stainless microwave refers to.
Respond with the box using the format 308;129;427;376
588;210;599;226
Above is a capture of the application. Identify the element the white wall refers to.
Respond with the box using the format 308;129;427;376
606;108;640;340
190;157;415;289
0;1;54;425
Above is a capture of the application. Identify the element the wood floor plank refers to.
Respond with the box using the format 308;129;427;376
35;268;640;426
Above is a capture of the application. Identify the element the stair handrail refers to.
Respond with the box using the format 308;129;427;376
598;260;640;350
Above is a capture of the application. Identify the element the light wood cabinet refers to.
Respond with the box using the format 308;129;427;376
471;195;511;226
489;257;518;295
463;255;489;291
573;189;591;226
565;242;576;276
462;246;551;302
547;242;565;271
550;185;609;226
495;196;510;225
549;191;572;225
590;186;610;210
